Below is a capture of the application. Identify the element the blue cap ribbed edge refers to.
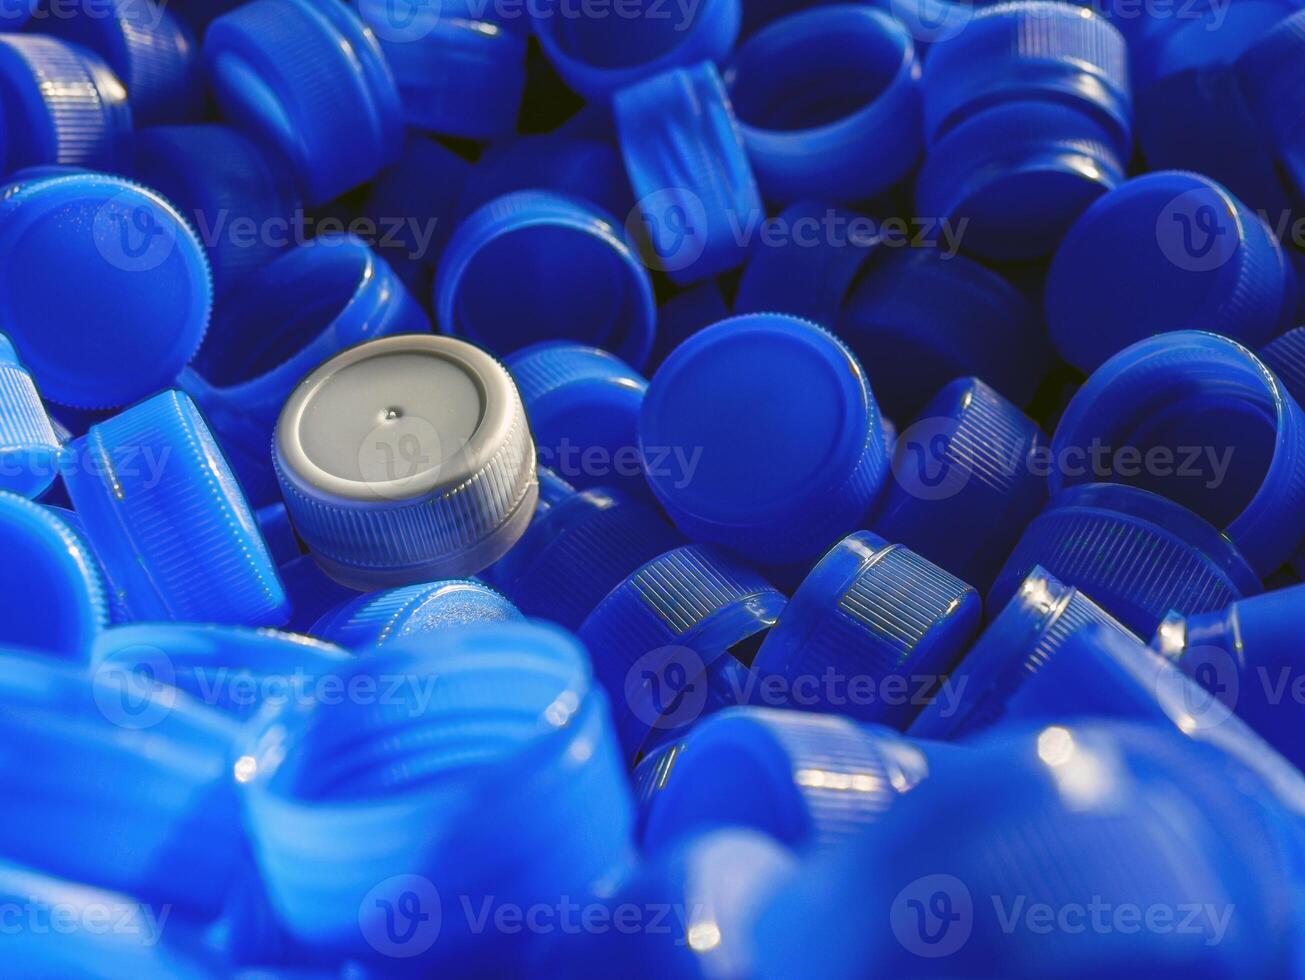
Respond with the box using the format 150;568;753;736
311;578;521;649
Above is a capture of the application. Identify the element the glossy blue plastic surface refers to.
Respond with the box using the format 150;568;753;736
311;578;522;649
0;331;60;499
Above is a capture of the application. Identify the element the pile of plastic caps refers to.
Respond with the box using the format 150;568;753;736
6;0;1305;972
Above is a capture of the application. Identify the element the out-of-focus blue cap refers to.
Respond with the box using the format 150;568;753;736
910;565;1139;739
991;483;1261;638
1259;326;1305;573
0;0;35;29
1128;0;1304;89
752;532;981;729
837;251;1047;422
62;390;288;626
204;0;403;205
436;191;656;368
0;332;60;499
132;124;302;291
1050;330;1305;576
239;621;633;967
872;377;1048;591
532;0;739;98
631;737;687;840
646;283;729;371
578;544;787;763
1238;9;1305;184
179;234;429;508
615;61;763;285
723;7;922;205
311;578;522;650
641;314;887;566
1047;173;1297;374
0;35;131;173
0;173;211;409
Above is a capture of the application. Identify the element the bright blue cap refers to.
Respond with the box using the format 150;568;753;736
436;191;656;368
1129;0;1304;89
752;532;981;729
0;333;60;500
723;7;922;205
641;314;887;566
615;61;763;285
131;124;302;290
45;503;130;624
631;736;687;840
910;565;1139;739
1051;330;1305;576
0;493;106;659
0;173;211;409
38;0;201;125
577;544;787;762
992;483;1261;638
734;202;881;329
532;0;739;99
647;282;729;371
203;0;403;205
0;651;244;918
256;501;300;566
62;390;289;626
1047;173;1298;374
179;234;430;508
273;334;539;590
487;480;683;629
0;0;34;28
0;35;131;173
311;578;522;649
872;377;1048;591
837;250;1047;422
239;621;633;966
91;622;350;721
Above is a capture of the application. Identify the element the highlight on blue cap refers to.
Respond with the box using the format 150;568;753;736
752;532;980;729
0;493;107;659
311;578;522;650
203;0;403;204
61;390;289;626
1050;330;1305;576
1046;173;1298;374
0;173;211;410
0;333;60;499
0;34;131;173
836;250;1047;422
641;314;887;567
577;544;787;762
991;483;1261;638
532;0;739;98
238;621;632;965
615;61;763;284
910;565;1139;739
723;7;922;205
436;191;656;368
631;736;687;839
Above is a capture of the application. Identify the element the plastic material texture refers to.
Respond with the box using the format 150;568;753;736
311;578;522;649
1237;9;1305;192
0;333;60;499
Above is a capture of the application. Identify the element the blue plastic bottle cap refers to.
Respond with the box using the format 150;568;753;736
837;251;1047;422
922;1;1131;152
487;479;683;629
910;565;1139;739
0;35;131;173
1237;10;1305;172
1050;330;1305;576
179;234;430;507
614;61;763;284
642;706;944;853
1046;173;1297;374
0;492;107;659
0;173;212;409
311;578;522;650
38;0;201;125
274;334;538;590
238;621;631;964
915;98;1128;261
45;503;130;624
506;341;648;493
203;0;403;205
0;0;34;28
724;8;922;205
753;531;981;729
734;202;881;329
1130;0;1303;89
0;332;60;499
436;191;656;368
91;622;350;720
641;314;887;566
992;483;1262;638
532;0;739;99
131;124;303;290
255;501;301;567
62;389;289;626
631;736;687;840
577;543;787;762
646;282;730;371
